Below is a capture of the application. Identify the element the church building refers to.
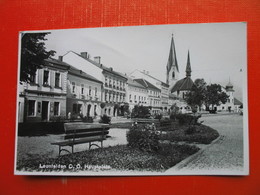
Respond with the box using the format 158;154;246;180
166;35;194;113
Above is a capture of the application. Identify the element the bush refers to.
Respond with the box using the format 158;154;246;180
160;125;219;144
175;114;201;126
127;123;160;152
82;116;94;123
49;116;66;122
209;110;217;114
99;114;111;124
154;113;162;121
185;125;197;134
131;105;151;118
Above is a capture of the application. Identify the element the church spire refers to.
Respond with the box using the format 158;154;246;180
186;50;191;77
166;34;179;84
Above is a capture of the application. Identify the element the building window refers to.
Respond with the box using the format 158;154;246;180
55;72;61;87
43;70;50;85
28;100;36;116
89;86;92;96
105;93;107;101
54;102;60;116
129;94;131;99
30;70;38;83
95;87;97;96
172;71;175;78
81;84;84;95
73;104;82;114
72;82;76;93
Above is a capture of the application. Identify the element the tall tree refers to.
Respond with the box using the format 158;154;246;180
185;78;207;111
204;84;229;109
20;33;55;83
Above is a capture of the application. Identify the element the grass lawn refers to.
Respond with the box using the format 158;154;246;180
16;143;199;172
16;117;219;173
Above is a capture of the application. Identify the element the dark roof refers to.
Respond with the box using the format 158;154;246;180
46;57;103;84
132;69;169;87
171;77;194;93
185;51;191;77
127;78;146;89
134;79;160;91
68;66;103;84
234;98;242;105
44;58;71;70
226;81;234;92
166;36;179;73
68;51;127;80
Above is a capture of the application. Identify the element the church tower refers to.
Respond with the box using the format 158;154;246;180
226;79;235;109
185;50;191;77
166;34;179;90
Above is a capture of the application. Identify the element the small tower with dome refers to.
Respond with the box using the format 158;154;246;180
225;80;235;112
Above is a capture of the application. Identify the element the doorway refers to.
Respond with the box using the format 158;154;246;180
42;101;49;121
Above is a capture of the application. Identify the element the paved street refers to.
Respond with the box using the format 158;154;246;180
16;128;128;161
167;114;247;175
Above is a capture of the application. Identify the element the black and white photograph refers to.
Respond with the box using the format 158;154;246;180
15;22;248;176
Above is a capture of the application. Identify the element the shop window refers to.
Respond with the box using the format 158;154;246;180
54;102;60;116
28;100;36;116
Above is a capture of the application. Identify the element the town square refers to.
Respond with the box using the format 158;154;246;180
15;22;248;175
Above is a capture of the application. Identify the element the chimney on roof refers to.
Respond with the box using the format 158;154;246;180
110;67;113;71
94;56;101;64
58;56;63;61
80;52;89;59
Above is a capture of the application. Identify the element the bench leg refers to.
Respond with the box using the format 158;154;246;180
101;140;103;148
72;145;74;154
58;145;61;157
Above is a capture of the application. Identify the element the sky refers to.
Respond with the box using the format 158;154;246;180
41;22;246;101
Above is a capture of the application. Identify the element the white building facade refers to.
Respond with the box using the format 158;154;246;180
63;51;128;117
126;78;149;111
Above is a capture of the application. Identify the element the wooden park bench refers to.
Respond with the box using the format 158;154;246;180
51;123;110;156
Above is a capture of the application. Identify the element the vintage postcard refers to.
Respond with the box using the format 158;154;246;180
15;22;248;176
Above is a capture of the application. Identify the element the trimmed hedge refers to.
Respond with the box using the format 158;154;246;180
160;125;219;144
175;114;201;126
99;114;111;124
127;124;160;152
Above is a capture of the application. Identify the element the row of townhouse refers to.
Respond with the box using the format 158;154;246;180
18;50;175;123
62;51;167;115
18;58;104;123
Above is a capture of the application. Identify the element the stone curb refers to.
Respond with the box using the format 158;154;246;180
165;134;224;173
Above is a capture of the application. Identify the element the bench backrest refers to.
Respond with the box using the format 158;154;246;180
63;123;110;140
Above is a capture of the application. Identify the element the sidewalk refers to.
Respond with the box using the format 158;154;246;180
165;114;245;175
16;128;129;161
